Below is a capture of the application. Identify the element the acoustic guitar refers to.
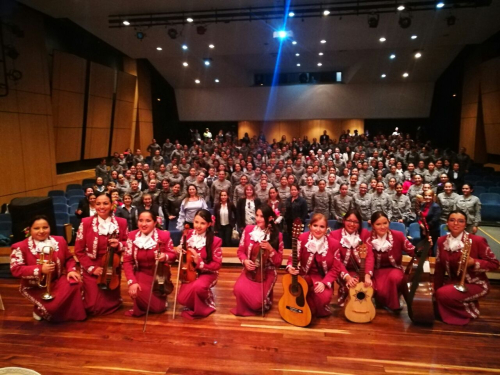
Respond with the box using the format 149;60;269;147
344;243;376;323
278;218;312;327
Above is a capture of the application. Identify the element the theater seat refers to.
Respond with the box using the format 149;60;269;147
389;222;406;235
408;222;421;245
480;193;500;221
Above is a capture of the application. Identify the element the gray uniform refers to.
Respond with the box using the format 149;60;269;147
194;181;210;203
151;156;164;172
359;170;374;185
255;186;271;205
332;195;353;221
277;186;291;202
178;163;191;177
299;173;318;186
168;173;185;189
233;184;246;205
231;171;245;186
312;190;331;218
292;166;305;180
211;179;232;204
437;192;459;223
370;192;392;220
127;189;143;207
455;195;481;229
384;172;401;185
423;169;440;188
353;193;372;221
326;183;339;197
301;185;319;211
391;194;413;223
407;184;424;208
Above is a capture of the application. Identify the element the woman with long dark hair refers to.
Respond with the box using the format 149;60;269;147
176;184;207;230
231;205;284;316
175;209;223;319
214;190;237;246
10;215;86;321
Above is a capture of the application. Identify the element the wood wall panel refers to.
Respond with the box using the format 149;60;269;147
461;103;478;119
479;58;499;94
137;65;152;111
54;128;82;163
52;51;86;93
341;119;364;134
0;112;26;196
116;72;137;103
52;90;85;129
114;101;134;129
19;114;54;191
481;91;500;125
111;129;132;155
16;91;51;115
0;90;18;113
138;108;153;123
137;121;154;153
484;124;500;153
87;96;113;129
89;63;115;98
85;128;111;159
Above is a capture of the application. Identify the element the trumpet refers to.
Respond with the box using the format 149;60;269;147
37;246;55;301
454;235;472;293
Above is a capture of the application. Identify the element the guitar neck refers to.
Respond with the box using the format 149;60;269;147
291;237;298;284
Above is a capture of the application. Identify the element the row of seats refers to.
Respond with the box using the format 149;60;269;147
464;181;500;189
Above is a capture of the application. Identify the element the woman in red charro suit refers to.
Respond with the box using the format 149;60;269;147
74;193;128;316
287;213;340;317
367;211;415;311
123;211;176;317
175;209;223;319
434;210;499;325
10;215;86;322
329;209;374;307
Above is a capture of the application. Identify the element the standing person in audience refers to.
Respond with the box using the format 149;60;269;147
391;183;413;225
95;158;108;184
437;182;459;224
237;184;262;229
123;211;175;317
407;174;424;207
115;193;138;231
233;174;250;206
434;210;499;325
94;177;106;193
147;139;161;158
353;182;372;222
135;171;148;191
74;193;128;316
133;149;145;166
194;171;210;204
165;183;185;224
419;190;442;252
75;187;95;219
211;170;232;206
312;179;331;219
267;187;284;220
287;213;341;317
332;184;353;222
455;184;481;234
284;184;308;244
175;209;222;319
10;215;86;322
168;166;185;189
177;185;208;230
368;211;415;311
301;176;319;212
214;190;237;247
255;179;271;205
423;162;440;189
448;162;465;192
329;209;373;306
277;176;291;202
232;206;283;316
151;150;164;172
137;194;164;227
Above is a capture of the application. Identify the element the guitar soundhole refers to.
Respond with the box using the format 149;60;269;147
356;291;366;301
289;284;305;307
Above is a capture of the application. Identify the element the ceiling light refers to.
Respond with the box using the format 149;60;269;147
168;28;178;39
411;35;418;39
297;63;301;66
402;72;409;77
289;11;295;17
195;79;200;84
414;52;422;58
323;10;330;16
368;14;379;28
390;54;396;59
260;83;264;86
204;60;211;66
319;52;324;56
317;63;322;66
381;74;387;78
157;98;161;101
452;93;457;97
379;37;386;42
156;47;162;51
397;5;405;11
122;20;130;26
292;41;297;45
182;62;188;67
399;15;411;28
187;17;194;23
209;44;215;49
295;53;300;56
182;44;188;50
215;79;220;83
436;2;445;8
320;39;326;44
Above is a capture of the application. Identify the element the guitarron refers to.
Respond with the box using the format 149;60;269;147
279;218;312;327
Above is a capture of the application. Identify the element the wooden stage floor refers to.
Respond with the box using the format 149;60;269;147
1;267;500;375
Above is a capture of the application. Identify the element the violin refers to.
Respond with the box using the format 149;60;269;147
245;224;271;283
153;240;173;296
179;224;197;283
97;230;120;290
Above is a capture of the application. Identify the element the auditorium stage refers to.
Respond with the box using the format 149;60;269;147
0;267;499;375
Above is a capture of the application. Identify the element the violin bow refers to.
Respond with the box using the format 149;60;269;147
143;240;163;333
172;227;189;319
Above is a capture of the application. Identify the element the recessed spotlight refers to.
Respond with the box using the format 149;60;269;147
204;60;211;66
297;63;301;67
414;52;422;58
320;39;326;44
295;53;300;56
381;74;387;78
319;52;324;56
397;5;405;11
157;98;161;101
123;20;130;26
436;2;445;8
289;11;295;17
402;72;409;77
195;79;200;84
182;44;188;50
182;62;188;67
215;79;220;83
209;44;215;49
260;83;263;86
411;35;418;39
156;47;163;51
292;41;297;45
452;93;457;97
323;10;330;16
187;17;194;23
317;62;322;66
379;37;386;42
390;54;396;59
